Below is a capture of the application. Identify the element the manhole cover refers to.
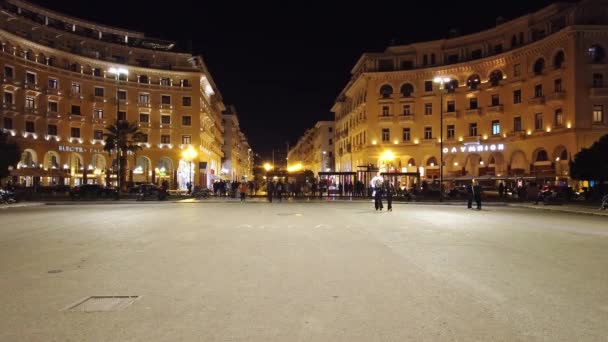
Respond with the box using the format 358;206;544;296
66;296;139;312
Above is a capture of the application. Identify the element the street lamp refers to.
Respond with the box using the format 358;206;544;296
322;151;326;174
433;76;451;202
181;146;198;189
107;67;128;197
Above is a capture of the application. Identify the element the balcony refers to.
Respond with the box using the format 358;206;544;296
528;96;545;106
444;110;459;119
69;91;83;99
378;115;393;122
462;135;481;144
398;114;414;122
1;75;19;86
90;95;107;104
45;111;60;119
45;87;61;96
2;103;17;112
138;101;152;108
464;108;481;118
23;82;41;93
91;118;106;125
378;94;394;103
24;107;39;116
486;105;504;117
68;114;85;122
160;103;173;110
589;87;608;98
546;91;566;104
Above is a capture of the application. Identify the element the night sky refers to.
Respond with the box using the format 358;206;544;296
32;0;567;158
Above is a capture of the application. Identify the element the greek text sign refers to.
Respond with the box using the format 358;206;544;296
442;144;505;154
58;145;105;154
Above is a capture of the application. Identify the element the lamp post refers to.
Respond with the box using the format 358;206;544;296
322;151;326;174
433;76;451;202
181;146;198;190
107;67;128;197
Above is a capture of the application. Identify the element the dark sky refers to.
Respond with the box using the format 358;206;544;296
32;0;566;158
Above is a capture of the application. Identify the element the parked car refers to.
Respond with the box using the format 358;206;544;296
135;184;168;201
69;184;118;200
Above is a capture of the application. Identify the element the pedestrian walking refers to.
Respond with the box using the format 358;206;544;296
276;181;284;202
498;181;505;198
599;193;608;210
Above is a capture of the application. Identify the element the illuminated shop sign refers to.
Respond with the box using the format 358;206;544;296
58;145;107;154
442;144;505;154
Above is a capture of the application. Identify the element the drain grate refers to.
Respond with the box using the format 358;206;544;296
66;296;139;312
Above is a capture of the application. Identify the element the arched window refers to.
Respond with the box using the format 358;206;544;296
533;58;545;75
407;158;416;166
489;156;496;165
467;74;481;90
588;45;605;63
446;79;459;93
489;70;503;86
553;51;565;69
379;84;393;98
560;149;568;161
47;56;56;67
536;150;548;162
400;83;414;97
427;157;438;166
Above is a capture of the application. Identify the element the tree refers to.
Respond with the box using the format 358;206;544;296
0;131;20;181
570;134;608;187
103;121;145;191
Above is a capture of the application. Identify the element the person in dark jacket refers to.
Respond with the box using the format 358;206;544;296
467;181;474;209
371;173;384;211
473;180;483;210
385;181;395;212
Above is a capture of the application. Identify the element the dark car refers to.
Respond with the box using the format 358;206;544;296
69;184;118;200
135;184;168;201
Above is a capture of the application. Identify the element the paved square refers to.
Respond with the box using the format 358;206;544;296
0;201;607;341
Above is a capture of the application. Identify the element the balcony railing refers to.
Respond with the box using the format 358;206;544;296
398;114;414;122
378;115;393;122
444;110;459;119
45;87;60;96
590;87;608;97
546;91;566;103
2;103;17;111
138;101;152;108
464;108;481;118
486;105;504;114
528;96;545;106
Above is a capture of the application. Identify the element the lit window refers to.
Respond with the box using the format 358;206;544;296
593;105;604;123
492;120;500;135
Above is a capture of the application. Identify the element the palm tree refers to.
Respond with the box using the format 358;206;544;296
103;121;145;192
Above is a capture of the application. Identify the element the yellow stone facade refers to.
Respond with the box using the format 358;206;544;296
332;0;608;186
0;0;226;190
288;121;335;175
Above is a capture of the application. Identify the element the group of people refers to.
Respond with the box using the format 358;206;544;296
370;173;395;211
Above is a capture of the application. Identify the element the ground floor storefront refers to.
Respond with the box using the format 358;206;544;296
337;129;608;191
6;139;222;190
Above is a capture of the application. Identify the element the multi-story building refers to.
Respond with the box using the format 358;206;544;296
332;0;608;186
0;0;225;190
288;120;335;175
221;105;252;181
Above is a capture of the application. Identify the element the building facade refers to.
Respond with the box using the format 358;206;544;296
288;120;335;175
332;0;608;186
0;0;225;190
221;106;252;181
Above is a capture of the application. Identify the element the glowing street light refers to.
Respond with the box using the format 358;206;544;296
264;163;273;172
107;66;129;197
181;146;198;189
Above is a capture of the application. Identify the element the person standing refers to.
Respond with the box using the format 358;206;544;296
385;181;394;212
239;182;247;202
473;180;483;210
498;181;505;198
266;180;274;203
467;181;474;209
276;181;284;202
371;173;384;211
